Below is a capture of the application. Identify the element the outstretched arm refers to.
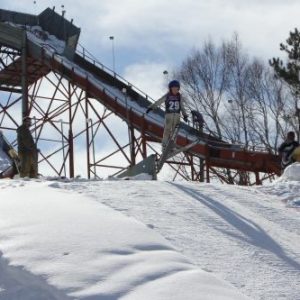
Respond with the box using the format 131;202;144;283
147;94;167;112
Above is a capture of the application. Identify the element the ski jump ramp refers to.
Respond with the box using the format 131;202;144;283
0;8;281;180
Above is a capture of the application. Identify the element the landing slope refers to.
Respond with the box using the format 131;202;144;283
0;180;249;300
58;179;300;300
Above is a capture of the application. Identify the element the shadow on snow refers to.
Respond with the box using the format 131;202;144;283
170;183;300;272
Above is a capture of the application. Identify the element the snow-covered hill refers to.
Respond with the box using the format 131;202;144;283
0;164;299;299
0;179;250;300
56;164;300;300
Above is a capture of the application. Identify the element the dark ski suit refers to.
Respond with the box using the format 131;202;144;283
17;124;38;178
278;140;299;169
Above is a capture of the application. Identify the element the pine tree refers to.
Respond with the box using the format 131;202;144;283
270;28;300;93
270;29;300;141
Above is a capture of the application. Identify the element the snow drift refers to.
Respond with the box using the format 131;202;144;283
259;163;300;208
278;162;300;182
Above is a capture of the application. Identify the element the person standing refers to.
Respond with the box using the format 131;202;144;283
278;131;299;170
191;110;205;132
17;117;38;178
146;80;188;151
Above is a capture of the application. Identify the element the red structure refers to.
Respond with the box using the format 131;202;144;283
0;8;281;184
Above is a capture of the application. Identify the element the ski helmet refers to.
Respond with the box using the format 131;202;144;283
168;80;180;89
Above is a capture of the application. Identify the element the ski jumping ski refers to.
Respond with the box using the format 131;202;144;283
156;125;201;173
156;125;180;172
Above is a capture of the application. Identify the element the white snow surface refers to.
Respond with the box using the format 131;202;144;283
258;163;300;208
0;179;250;300
278;162;300;182
108;173;153;181
56;179;300;300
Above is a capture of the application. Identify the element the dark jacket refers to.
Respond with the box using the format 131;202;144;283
191;110;204;126
17;125;36;153
278;140;299;169
149;92;188;117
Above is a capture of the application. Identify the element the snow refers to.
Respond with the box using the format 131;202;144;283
125;173;153;180
277;162;300;182
0;179;249;300
258;163;300;208
26;25;66;54
56;180;300;300
108;173;153;181
7;23;66;55
2;21;299;300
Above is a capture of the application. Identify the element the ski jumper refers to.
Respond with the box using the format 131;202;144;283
149;92;188;148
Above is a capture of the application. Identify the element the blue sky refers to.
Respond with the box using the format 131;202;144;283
1;0;300;98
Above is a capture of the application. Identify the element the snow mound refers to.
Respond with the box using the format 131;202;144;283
108;173;153;181
123;173;154;180
278;163;300;182
257;163;300;208
0;180;249;300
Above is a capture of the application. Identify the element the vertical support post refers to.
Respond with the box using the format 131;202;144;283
191;155;195;181
122;87;135;166
205;145;210;183
199;157;205;182
255;172;261;185
68;82;75;178
90;119;97;178
141;118;147;159
141;133;147;158
109;36;116;73
60;119;67;177
296;107;300;143
129;125;136;166
21;31;29;121
206;162;210;183
85;95;91;179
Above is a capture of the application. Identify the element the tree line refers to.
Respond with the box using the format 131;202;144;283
176;32;300;153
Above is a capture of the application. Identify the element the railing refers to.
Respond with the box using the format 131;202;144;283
75;44;277;156
76;44;157;104
75;45;223;143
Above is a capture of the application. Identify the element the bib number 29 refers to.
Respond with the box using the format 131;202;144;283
169;101;180;111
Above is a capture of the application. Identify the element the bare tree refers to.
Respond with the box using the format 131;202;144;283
223;34;252;147
247;61;298;152
176;33;298;183
177;39;229;138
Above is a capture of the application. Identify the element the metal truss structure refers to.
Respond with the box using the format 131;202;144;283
0;8;281;184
